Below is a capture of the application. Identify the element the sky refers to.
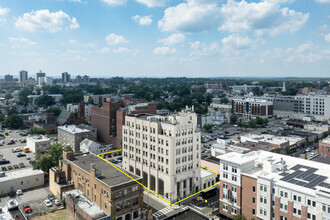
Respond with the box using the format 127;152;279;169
0;0;329;78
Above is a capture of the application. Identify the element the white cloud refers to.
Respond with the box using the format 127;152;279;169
315;0;330;3
158;0;221;32
219;0;309;36
158;34;186;46
153;47;177;55
101;0;127;6
132;15;152;26
0;6;9;16
113;47;130;53
97;47;110;54
15;10;79;32
0;6;10;21
297;41;313;53
325;33;330;42
135;0;169;7
221;34;256;50
8;37;37;47
189;41;220;56
105;33;129;45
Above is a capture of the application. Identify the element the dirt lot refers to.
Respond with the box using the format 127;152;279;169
31;209;74;220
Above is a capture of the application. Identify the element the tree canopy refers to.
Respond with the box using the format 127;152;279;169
4;114;23;129
35;94;55;107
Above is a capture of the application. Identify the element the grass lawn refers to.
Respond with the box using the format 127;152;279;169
47;134;58;138
31;209;74;220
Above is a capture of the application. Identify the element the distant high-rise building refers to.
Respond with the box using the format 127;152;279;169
38;76;53;86
282;81;286;92
35;70;46;85
4;74;14;82
82;75;89;83
62;72;70;83
76;75;82;83
19;70;28;82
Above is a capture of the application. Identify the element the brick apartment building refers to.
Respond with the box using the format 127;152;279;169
91;98;156;148
49;151;143;220
218;151;330;220
231;98;273;118
318;137;330;157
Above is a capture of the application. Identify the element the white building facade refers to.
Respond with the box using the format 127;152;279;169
122;109;201;203
26;135;51;153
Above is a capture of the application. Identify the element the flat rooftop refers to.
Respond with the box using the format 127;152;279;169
320;137;330;145
219;151;330;195
69;153;141;187
0;168;44;182
27;135;50;142
310;155;330;165
65;189;107;219
58;125;90;134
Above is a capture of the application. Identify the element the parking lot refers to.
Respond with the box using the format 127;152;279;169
0;186;63;218
0;130;36;172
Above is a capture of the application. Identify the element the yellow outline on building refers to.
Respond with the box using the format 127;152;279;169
97;149;220;206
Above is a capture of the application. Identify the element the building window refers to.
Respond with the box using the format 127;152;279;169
232;175;237;182
116;202;122;212
125;200;131;209
222;203;228;211
253;186;255;192
116;191;122;198
105;202;107;209
133;197;139;206
232;166;237;173
223;172;228;179
223;164;228;171
252;209;255;215
252;197;255;203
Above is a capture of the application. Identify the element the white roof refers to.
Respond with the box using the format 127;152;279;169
201;169;215;178
58;125;90;134
219;151;330;195
27;135;50;142
0;168;44;182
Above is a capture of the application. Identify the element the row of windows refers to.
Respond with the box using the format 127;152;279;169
116;197;139;212
222;163;237;173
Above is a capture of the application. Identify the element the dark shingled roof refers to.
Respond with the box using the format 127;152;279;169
57;109;71;124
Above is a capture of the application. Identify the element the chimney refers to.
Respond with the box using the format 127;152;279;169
63;151;74;160
90;163;96;178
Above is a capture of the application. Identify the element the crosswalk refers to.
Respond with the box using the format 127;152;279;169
152;207;173;219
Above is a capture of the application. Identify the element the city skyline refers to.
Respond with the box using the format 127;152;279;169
0;0;329;77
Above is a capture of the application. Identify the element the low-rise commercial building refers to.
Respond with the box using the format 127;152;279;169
0;168;44;196
58;124;97;152
49;151;143;220
26;135;51;153
319;138;330;157
218;151;330;220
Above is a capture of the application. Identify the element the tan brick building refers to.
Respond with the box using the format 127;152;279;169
49;151;143;220
219;151;330;220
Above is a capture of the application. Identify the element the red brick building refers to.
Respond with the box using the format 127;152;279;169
231;98;273;118
318;138;330;157
91;98;156;148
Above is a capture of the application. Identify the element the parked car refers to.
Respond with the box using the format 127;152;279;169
20;139;26;143
48;194;55;201
44;199;52;207
16;189;23;196
53;199;61;206
16;153;26;157
7;165;13;170
19;162;25;168
12;148;22;153
0;159;10;165
13;164;19;169
1;166;7;171
26;156;31;160
7;140;15;145
8;191;16;197
23;205;32;213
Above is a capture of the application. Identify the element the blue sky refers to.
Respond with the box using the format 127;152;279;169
0;0;329;78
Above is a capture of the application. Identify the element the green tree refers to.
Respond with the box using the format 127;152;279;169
46;107;61;116
252;87;263;96
4;92;13;100
220;97;229;104
33;143;65;173
4;114;23;129
18;86;33;105
27;127;46;135
35;95;55;107
230;114;238;124
204;124;213;132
